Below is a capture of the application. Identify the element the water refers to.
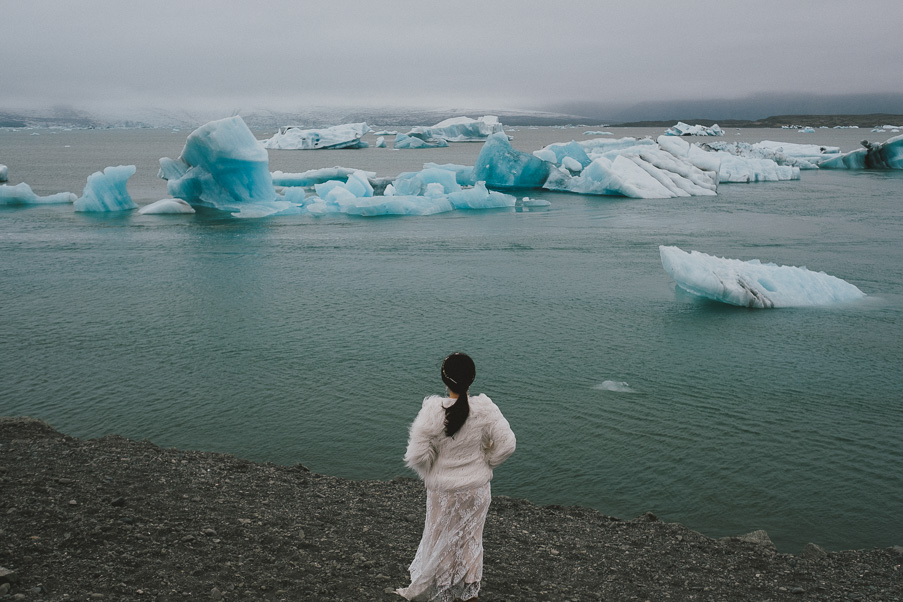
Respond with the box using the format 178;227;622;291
2;125;901;553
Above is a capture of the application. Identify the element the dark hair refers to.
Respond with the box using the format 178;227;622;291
441;352;475;438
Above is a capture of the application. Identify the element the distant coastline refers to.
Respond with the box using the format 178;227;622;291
2;106;902;130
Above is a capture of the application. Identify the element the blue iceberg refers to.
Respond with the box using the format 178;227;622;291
1;182;76;206
160;116;291;218
262;123;370;150
74;165;137;212
473;132;553;189
138;199;196;214
532;141;592;171
422;163;476;186
392;168;461;196
660;245;865;308
0;164;7;182
819;134;903;169
405;116;504;142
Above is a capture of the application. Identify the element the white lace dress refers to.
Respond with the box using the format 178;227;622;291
395;482;491;601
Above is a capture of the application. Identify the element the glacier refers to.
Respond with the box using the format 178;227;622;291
261;123;370;150
660;246;865;308
1;182;76;206
664;122;724;136
818;134;903;169
138;199;196;214
160;116;293;218
405;116;504;142
74;165;138;212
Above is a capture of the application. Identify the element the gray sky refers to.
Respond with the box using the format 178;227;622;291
3;0;903;116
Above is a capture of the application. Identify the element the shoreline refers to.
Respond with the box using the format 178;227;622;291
1;416;900;601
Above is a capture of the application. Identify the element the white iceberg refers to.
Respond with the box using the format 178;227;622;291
664;122;724;136
658;136;800;183
659;246;865;308
1;182;76;206
271;167;376;188
138;199;196;214
160;116;291;218
262;123;370;150
0;164;7;182
473;132;553;189
703;140;840;170
74;165;137;212
393;133;449;149
819;134;903;169
406;116;504;142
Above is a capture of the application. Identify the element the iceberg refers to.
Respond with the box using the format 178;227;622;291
405;116;504;142
658;136;799;183
261;123;369;150
422;163;476;186
138;199;196;214
818;134;903;169
664;122;724;136
271;167;376;188
1;182;76;206
0;164;7;182
391;168;461;196
393;133;449;149
375;136;386;148
702;140;840;170
473;132;553;189
160;116;291;218
74;165;137;212
659;246;865;308
533;141;592;170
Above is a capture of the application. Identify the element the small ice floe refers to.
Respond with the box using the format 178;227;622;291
594;380;635;393
138;199;196;214
659;246;866;308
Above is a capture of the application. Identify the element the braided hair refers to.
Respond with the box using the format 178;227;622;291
440;352;475;437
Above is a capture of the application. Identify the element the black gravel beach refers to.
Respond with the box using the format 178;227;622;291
1;417;900;601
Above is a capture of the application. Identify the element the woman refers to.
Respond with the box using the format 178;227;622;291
396;352;516;602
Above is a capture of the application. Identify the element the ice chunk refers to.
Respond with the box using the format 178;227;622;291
0;182;76;205
594;381;634;393
533;141;591;170
473;132;553;189
392;168;461;196
659;245;865;308
819;134;903;169
584;131;612;136
0;164;7;182
272;167;376;188
422;163;476;186
262;123;369;150
405;116;504;142
702;140;839;170
797;127;815;133
393;133;449;149
160;116;290;218
375;136;386;148
313;170;374;202
658;136;799;182
138;199;196;214
664;122;724;136
447;182;516;209
74;165;137;212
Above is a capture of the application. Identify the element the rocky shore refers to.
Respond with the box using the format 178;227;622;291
1;417;900;601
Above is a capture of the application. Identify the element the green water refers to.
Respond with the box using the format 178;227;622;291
1;127;901;553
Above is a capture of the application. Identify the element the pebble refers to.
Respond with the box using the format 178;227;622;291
203;528;217;537
0;584;9;596
110;497;126;507
210;587;222;600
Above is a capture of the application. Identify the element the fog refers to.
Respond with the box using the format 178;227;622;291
3;0;903;119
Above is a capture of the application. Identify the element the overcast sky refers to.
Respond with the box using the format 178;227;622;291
3;0;903;116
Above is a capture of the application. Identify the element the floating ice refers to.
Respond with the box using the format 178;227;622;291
375;136;386;148
0;164;7;182
272;167;376;188
392;168;461;196
422;163;476;187
664;122;724;136
659;245;865;308
262;123;370;150
584;131;612;136
393;133;448;149
798;127;815;134
160;116;291;218
447;182;516;210
74;165;137;212
473;132;553;189
138;199;196;214
314;170;374;202
594;381;634;393
819;134;903;169
703;140;840;170
533;141;591;170
406;116;504;142
0;182;76;205
658;136;800;183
